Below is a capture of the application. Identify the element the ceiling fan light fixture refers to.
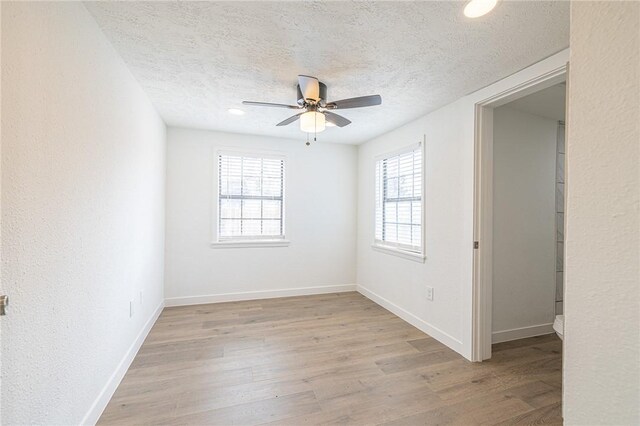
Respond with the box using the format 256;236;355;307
464;0;498;18
300;111;326;133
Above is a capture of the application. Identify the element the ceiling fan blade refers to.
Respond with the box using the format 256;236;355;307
298;75;320;102
324;111;351;127
276;112;304;127
326;95;382;110
243;101;300;109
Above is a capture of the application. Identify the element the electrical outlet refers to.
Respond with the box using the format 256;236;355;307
426;286;434;301
129;300;134;317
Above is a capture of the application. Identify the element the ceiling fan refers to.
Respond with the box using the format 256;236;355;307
242;75;382;134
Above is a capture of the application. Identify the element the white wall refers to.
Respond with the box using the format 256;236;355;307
0;3;3;422
164;127;357;304
1;3;166;424
356;49;569;359
491;107;557;342
564;2;639;424
357;104;471;355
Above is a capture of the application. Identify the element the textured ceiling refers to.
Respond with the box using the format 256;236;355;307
507;83;566;121
86;1;569;144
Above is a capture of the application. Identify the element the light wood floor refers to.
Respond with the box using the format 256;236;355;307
99;292;562;425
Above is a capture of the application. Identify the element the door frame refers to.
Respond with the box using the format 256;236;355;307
471;63;568;361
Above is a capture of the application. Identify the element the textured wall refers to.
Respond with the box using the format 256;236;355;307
165;127;357;302
492;107;557;340
1;3;166;424
564;2;639;424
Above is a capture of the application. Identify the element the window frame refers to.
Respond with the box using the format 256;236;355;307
211;148;290;248
372;140;426;262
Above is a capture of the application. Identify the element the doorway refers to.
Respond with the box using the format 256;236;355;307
472;65;567;361
491;84;565;345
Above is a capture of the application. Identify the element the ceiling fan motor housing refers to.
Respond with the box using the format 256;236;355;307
297;81;327;106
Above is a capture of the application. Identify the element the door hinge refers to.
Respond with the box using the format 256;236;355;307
0;295;8;316
473;241;479;249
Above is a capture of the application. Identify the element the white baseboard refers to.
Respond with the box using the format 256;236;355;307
81;300;164;426
164;284;357;307
492;323;555;344
356;285;466;358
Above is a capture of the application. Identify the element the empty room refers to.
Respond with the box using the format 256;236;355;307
1;1;638;425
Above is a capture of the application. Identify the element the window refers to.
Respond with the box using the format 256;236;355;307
374;143;423;257
217;152;285;243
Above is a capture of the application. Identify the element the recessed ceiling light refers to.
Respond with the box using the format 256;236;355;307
464;0;498;18
227;108;245;116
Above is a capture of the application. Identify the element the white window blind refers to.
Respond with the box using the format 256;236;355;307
218;153;285;241
375;144;423;253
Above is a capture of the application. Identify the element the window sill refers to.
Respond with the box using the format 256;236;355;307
371;244;425;263
210;240;291;249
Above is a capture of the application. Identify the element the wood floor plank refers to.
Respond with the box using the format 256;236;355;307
380;392;534;426
375;349;461;374
503;381;561;409
495;402;563;425
407;337;450;353
170;378;314;419
162;390;321;426
98;292;562;425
